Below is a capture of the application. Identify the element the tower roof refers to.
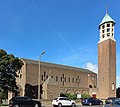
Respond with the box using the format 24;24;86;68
99;13;115;27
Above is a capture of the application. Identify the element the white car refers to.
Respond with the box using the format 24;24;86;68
52;97;76;107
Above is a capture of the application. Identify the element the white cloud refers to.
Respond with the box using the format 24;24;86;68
117;76;120;80
84;63;120;88
84;62;98;74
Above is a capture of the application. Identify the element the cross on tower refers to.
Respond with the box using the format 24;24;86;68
61;74;66;86
76;76;81;86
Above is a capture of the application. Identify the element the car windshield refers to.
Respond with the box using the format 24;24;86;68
108;97;116;100
53;98;58;100
112;99;120;105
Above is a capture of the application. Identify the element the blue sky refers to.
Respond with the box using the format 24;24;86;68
0;0;120;87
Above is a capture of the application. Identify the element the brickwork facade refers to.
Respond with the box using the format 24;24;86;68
15;58;97;100
98;39;116;99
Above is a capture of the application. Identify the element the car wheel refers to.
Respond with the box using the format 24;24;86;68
100;102;103;105
13;104;19;107
35;103;39;107
89;102;92;106
71;103;76;107
58;103;62;107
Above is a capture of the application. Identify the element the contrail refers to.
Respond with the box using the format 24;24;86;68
31;0;41;12
58;32;76;54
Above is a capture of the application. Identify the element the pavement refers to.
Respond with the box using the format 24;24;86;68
0;106;8;107
0;102;82;107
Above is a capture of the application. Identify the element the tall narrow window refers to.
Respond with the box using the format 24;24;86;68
44;71;46;77
72;78;74;83
112;83;115;91
61;77;62;82
63;81;64;86
56;76;58;82
64;77;66;82
68;77;70;82
41;75;43;80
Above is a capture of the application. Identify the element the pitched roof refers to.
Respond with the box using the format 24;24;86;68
44;77;59;85
99;13;115;27
21;58;96;74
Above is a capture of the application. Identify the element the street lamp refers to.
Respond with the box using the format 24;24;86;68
38;51;45;101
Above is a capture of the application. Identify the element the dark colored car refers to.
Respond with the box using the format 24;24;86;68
82;97;103;106
105;97;117;104
104;98;120;107
9;96;41;107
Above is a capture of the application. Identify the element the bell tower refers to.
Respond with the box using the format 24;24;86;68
98;13;116;99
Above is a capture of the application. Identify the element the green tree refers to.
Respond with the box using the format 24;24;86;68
0;49;23;93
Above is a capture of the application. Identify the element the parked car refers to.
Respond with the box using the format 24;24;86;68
105;97;117;104
104;98;120;107
9;96;41;107
81;97;103;106
52;97;76;107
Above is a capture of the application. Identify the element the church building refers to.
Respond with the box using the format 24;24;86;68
14;58;97;100
8;12;117;101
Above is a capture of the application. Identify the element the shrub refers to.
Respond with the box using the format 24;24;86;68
81;93;91;99
60;93;77;100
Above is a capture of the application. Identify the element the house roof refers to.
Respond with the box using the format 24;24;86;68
21;58;96;74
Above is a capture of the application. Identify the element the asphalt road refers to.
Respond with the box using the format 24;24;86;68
0;104;104;107
0;105;103;107
44;105;104;107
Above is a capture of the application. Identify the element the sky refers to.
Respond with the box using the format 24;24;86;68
0;0;120;87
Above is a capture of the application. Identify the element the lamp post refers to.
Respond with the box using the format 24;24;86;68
38;51;45;101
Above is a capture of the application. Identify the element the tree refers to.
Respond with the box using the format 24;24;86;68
0;49;23;93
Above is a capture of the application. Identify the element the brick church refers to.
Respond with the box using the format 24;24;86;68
8;12;116;100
